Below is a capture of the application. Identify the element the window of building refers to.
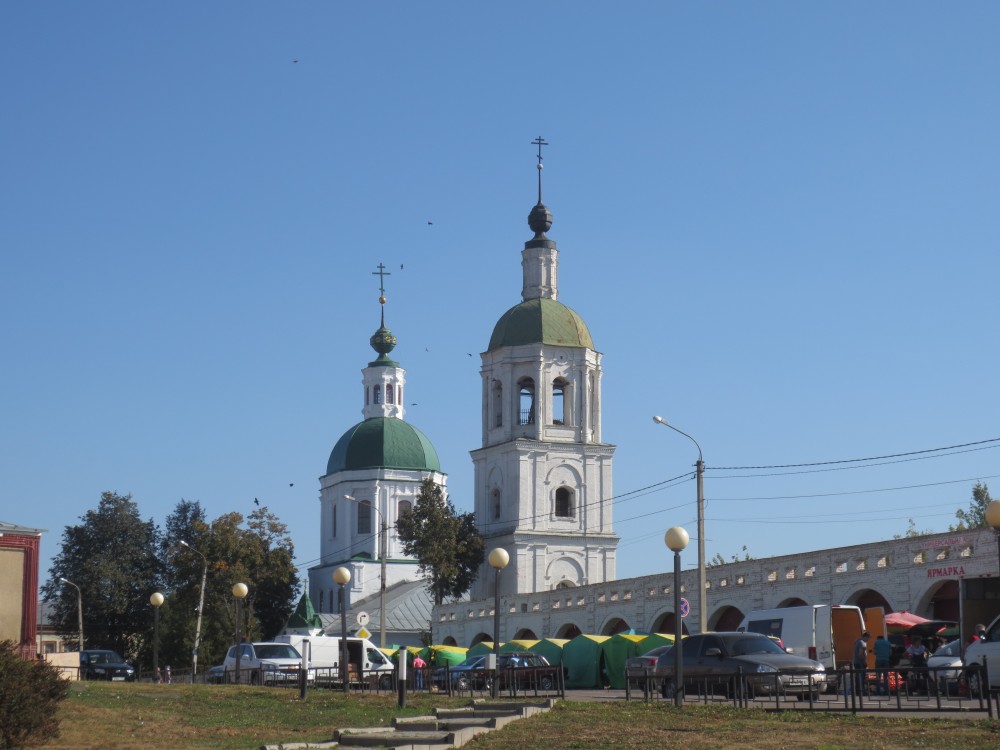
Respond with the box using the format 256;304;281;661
555;487;573;518
493;381;503;428
552;378;568;425
386;383;394;404
358;500;372;534
397;500;411;520
365;387;369;405
331;503;337;537
492;488;501;520
373;385;381;404
518;377;535;425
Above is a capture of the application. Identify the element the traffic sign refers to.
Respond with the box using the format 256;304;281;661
357;611;370;627
357;627;371;639
679;597;691;619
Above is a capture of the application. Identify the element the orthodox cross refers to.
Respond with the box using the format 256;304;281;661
532;136;548;203
372;262;391;324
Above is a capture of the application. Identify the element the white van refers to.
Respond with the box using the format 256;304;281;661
275;634;394;688
737;604;884;688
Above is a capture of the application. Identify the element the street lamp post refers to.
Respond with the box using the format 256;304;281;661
150;592;164;681
179;540;209;681
345;495;388;648
60;578;84;651
653;416;707;634
986;500;1000;576
488;547;510;699
333;567;352;694
232;582;248;684
665;526;690;708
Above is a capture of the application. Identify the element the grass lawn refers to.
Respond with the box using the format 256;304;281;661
30;682;1000;750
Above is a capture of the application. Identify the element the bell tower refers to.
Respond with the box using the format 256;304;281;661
471;140;618;599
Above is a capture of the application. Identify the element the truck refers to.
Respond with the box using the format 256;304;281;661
274;634;395;689
737;604;886;690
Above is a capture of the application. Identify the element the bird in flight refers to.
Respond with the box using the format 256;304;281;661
254;498;260;506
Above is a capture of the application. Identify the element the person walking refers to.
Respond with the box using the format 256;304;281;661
412;654;426;690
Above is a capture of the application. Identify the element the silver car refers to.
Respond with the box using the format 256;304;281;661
654;632;827;700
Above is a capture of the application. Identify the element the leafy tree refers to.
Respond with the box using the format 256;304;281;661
396;478;485;605
158;505;300;672
951;481;993;531
0;641;69;749
893;518;934;539
41;492;162;662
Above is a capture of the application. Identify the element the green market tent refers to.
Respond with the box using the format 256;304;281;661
529;638;570;667
429;645;468;667
468;641;498;657
602;633;675;689
563;635;611;688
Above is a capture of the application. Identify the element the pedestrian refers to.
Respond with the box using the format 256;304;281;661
905;635;929;693
853;631;871;696
412;654;426;690
970;624;986;643
154;667;162;684
873;635;892;695
165;665;173;684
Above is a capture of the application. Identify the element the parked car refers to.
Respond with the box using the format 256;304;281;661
222;642;313;686
433;652;557;691
964;614;1000;696
80;649;135;682
926;639;962;693
625;644;673;689
653;632;827;700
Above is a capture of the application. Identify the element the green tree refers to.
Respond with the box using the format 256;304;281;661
708;545;753;567
41;492;162;662
159;505;300;671
951;481;993;531
396;478;485;605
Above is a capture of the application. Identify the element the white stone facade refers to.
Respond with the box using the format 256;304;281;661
434;527;999;645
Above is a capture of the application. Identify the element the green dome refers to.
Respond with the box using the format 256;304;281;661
327;417;441;475
488;298;594;351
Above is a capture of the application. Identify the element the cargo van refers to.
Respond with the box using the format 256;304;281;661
274;634;395;688
737;604;886;688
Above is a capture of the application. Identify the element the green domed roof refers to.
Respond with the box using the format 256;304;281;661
488;298;594;352
326;417;441;475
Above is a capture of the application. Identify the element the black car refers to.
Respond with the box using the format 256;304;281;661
80;649;136;682
434;652;557;691
653;633;827;700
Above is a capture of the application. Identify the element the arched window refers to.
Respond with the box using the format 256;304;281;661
552;378;568;425
386;383;395;404
397;500;411;520
331;502;337;537
365;387;370;405
518;377;535;425
492;488;501;520
373;385;382;404
555;487;573;518
358;500;372;534
493;381;503;428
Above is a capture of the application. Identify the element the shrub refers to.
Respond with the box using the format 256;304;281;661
0;641;70;749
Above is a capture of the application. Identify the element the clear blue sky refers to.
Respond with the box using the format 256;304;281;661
3;2;998;589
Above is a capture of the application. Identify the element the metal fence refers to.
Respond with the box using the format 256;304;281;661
625;660;999;716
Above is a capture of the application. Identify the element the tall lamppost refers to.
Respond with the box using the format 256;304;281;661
665;526;689;708
179;540;209;681
488;547;510;699
232;582;248;684
150;592;164;681
653;416;707;634
345;495;388;648
333;567;351;694
986;499;1000;576
60;578;84;650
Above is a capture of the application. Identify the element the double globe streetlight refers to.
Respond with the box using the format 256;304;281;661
653;416;706;634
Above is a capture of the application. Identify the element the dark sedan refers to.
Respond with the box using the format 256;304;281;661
80;649;136;682
434;652;557;691
653;632;827;700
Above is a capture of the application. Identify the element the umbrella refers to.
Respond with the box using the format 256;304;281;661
884;611;929;630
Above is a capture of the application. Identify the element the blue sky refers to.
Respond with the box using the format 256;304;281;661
3;2;998;589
